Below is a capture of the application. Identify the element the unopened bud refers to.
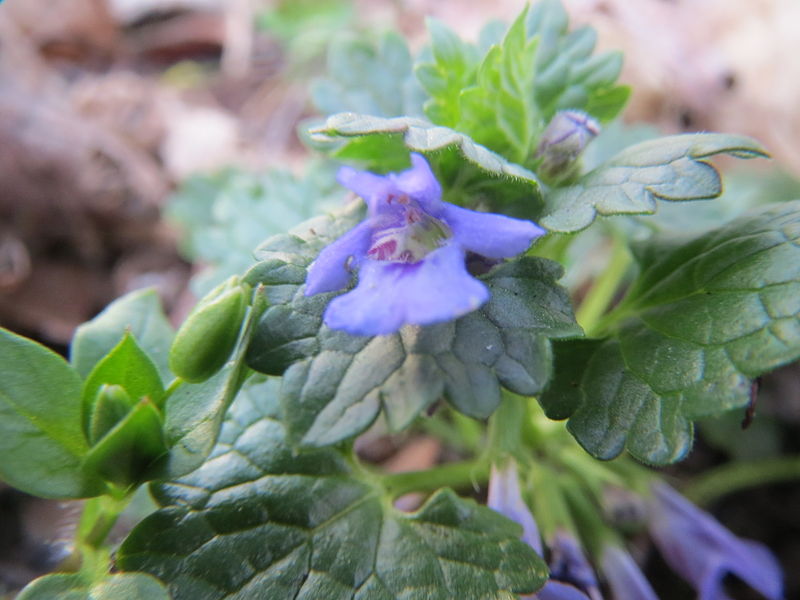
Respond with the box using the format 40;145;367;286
89;384;135;445
169;276;250;383
536;110;600;182
82;397;167;487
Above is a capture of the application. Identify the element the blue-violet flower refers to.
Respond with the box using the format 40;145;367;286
304;154;545;336
648;482;783;600
601;545;658;600
487;461;596;600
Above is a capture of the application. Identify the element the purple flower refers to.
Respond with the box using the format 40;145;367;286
535;110;599;181
304;154;545;336
648;482;783;600
488;462;544;554
601;546;658;600
487;461;598;600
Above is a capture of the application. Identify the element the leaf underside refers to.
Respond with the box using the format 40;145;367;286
539;202;800;464
539;133;769;233
310;113;542;190
118;388;548;600
244;203;581;447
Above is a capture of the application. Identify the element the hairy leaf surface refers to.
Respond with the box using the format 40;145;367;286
312;31;424;118
540;202;800;463
311;113;541;189
540;134;768;233
118;388;547;599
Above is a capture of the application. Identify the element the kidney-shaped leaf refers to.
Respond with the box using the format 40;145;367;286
539;202;800;464
117;389;547;600
539;133;768;233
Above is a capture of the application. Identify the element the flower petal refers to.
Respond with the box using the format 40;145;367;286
534;581;593;600
602;546;658;600
549;531;601;597
443;204;546;258
305;221;372;295
392;152;443;214
488;461;543;554
649;483;783;600
323;242;488;336
337;166;396;214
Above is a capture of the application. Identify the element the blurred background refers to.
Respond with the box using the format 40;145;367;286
0;0;798;598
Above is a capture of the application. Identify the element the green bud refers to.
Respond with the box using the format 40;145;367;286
169;276;250;383
82;397;167;487
89;384;135;445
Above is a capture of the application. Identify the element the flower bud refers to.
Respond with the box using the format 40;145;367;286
82;397;167;487
169;276;250;383
88;383;135;445
535;110;600;182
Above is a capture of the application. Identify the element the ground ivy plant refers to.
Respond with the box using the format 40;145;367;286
3;2;796;599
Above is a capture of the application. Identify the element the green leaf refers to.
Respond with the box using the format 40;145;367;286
71;289;174;382
82;398;168;487
539;133;769;233
82;333;165;437
526;0;628;122
413;1;627;169
257;0;353;66
416;19;480;127
312;31;424;118
166;165;345;296
539;202;800;464
117;391;547;600
310;113;542;190
16;572;170;600
457;8;540;164
244;203;580;447
0;328;103;498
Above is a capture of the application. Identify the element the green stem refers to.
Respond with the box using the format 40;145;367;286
575;235;632;336
165;377;185;398
55;490;134;579
487;393;526;456
77;492;132;550
683;455;800;506
383;459;490;498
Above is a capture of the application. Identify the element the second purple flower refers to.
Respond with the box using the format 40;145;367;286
305;153;545;336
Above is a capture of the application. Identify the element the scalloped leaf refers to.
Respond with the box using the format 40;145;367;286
117;385;547;600
456;7;540;165
416;1;628;155
526;0;629;122
311;113;542;189
312;31;425;118
539;202;800;464
242;203;580;447
167;165;345;296
539;133;769;233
